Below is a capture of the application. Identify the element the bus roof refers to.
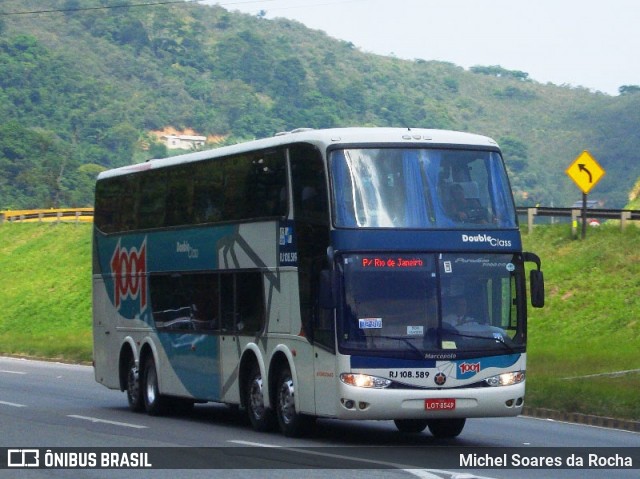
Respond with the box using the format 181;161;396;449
97;127;500;180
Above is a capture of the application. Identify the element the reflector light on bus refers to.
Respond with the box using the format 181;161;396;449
340;373;392;389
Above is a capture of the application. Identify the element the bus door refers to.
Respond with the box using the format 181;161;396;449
313;342;338;416
312;285;339;417
218;273;244;404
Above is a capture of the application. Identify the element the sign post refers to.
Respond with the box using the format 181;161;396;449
565;150;605;239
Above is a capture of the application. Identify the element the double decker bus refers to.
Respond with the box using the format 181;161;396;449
92;127;544;438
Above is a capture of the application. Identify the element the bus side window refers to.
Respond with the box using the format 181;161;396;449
253;150;287;218
219;272;265;335
139;169;167;229
95;178;122;233
236;272;264;334
220;274;235;333
290;144;333;350
290;144;329;225
118;175;139;232
190;274;220;331
165;167;194;227
193;162;224;224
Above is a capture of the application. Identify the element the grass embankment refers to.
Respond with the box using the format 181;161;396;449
0;222;638;420
523;224;640;420
0;223;92;362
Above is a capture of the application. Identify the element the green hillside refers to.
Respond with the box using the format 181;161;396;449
1;0;639;209
0;221;638;420
523;223;640;420
0;223;92;361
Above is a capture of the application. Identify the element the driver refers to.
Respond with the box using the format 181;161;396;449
444;296;508;340
445;184;472;221
443;296;475;327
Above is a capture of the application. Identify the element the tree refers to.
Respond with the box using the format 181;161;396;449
66;163;106;207
499;136;528;174
214;31;274;90
470;65;530;81
0;122;75;208
619;85;640;95
271;58;307;97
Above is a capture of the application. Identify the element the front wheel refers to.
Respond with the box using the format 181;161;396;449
275;367;314;437
428;418;466;438
394;419;428;433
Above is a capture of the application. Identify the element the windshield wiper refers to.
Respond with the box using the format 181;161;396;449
441;330;516;353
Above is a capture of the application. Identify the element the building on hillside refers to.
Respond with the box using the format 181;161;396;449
161;134;206;151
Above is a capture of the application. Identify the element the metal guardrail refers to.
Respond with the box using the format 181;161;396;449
516;206;639;235
0;208;94;224
2;207;638;231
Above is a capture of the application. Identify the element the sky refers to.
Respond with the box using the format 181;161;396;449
204;0;639;96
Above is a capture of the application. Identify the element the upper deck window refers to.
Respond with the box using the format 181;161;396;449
330;148;516;229
94;148;287;234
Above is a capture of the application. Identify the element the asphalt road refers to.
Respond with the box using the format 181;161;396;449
0;356;638;479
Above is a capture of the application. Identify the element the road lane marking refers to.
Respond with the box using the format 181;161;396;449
0;370;27;375
0;400;27;407
228;440;472;479
68;415;148;429
522;415;640;435
562;368;640;380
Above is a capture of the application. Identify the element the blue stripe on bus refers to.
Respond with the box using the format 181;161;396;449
454;354;521;379
157;333;222;400
351;353;521;372
331;229;522;252
350;356;437;369
94;225;236;321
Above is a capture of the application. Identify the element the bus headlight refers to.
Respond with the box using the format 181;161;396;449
340;373;391;389
485;371;525;387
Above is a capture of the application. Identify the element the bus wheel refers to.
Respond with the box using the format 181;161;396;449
394;419;428;433
142;357;168;416
276;367;314;437
125;356;144;412
246;365;275;432
427;418;466;438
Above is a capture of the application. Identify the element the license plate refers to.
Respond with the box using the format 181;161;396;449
424;398;456;410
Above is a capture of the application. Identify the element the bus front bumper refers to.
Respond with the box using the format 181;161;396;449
334;381;525;420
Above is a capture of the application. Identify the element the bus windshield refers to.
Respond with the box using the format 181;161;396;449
337;253;524;358
330;148;516;229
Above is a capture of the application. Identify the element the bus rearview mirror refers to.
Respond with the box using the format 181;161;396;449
530;270;545;308
523;252;544;308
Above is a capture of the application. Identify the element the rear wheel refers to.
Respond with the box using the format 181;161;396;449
394;419;428;433
427;418;466;438
142;357;168;416
275;367;314;437
246;365;275;432
125;356;144;412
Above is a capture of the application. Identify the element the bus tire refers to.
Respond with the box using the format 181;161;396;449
275;367;314;437
427;418;466;438
394;419;428;433
246;365;275;432
142;357;168;416
125;356;144;412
